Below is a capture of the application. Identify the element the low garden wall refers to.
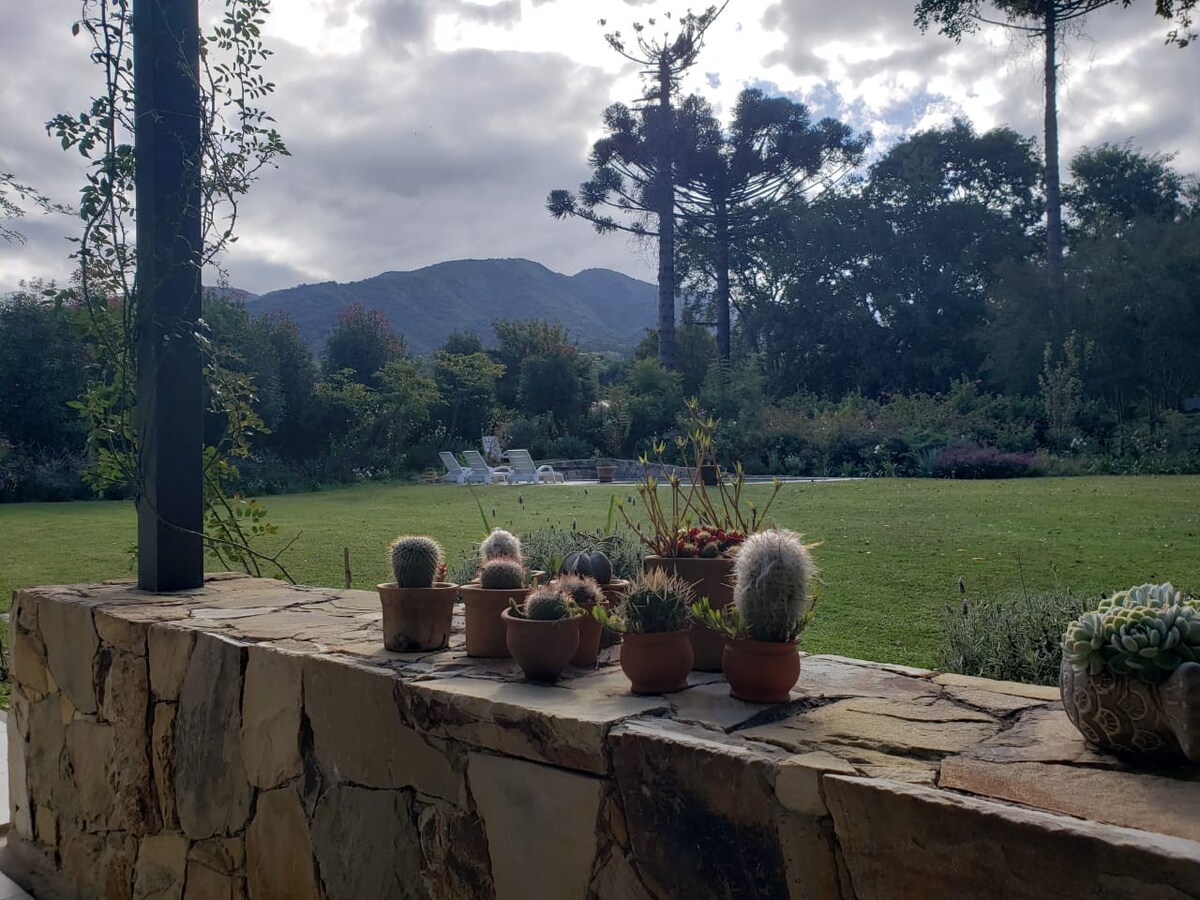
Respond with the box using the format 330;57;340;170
5;574;1199;900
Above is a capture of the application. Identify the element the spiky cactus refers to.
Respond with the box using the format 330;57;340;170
557;574;604;609
732;529;815;643
1063;594;1200;684
523;587;572;621
613;570;694;634
390;536;443;588
481;528;522;563
479;558;526;590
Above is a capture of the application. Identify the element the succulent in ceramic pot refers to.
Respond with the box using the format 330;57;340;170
502;586;582;682
377;535;457;652
596;569;695;694
461;556;530;658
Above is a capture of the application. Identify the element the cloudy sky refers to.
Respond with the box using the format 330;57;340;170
1;0;1197;295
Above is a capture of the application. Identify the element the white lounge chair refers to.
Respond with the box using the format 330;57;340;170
439;451;473;484
463;450;511;484
506;449;564;484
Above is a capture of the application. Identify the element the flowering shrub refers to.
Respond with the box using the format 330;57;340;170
669;526;745;558
932;444;1036;479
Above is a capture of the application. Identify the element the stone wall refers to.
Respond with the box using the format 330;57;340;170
6;575;1199;900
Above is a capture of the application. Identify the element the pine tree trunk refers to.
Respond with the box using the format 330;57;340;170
656;58;676;370
715;202;731;360
1043;4;1065;319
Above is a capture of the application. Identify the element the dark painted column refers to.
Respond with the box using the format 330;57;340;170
134;0;205;591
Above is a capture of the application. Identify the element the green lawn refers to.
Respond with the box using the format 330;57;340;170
3;476;1199;668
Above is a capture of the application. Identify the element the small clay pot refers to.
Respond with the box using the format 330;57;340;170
723;639;801;704
596;579;631;651
377;583;458;652
502;609;583;682
643;556;734;672
1060;659;1200;763
461;584;531;658
596;465;617;484
571;601;608;667
620;630;694;694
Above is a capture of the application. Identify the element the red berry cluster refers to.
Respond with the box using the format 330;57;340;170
437;562;447;583
672;526;745;558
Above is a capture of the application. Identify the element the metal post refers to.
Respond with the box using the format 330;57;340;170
134;0;205;591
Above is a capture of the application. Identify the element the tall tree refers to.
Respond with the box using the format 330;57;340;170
322;301;405;388
548;3;727;370
675;89;868;359
915;0;1196;315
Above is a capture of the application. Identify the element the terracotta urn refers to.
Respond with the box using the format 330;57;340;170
723;639;801;704
377;583;458;652
502;609;583;682
460;584;531;658
620;630;694;694
1060;660;1200;763
596;464;617;484
643;556;734;671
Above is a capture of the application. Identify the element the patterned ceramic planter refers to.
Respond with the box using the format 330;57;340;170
1060;659;1200;763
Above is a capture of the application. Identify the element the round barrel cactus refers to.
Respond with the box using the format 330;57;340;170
390;536;442;588
479;558;526;590
524;587;572;621
481;528;522;563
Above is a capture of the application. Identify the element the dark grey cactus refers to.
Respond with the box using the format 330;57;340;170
390;536;442;588
732;529;815;643
479;558;526;590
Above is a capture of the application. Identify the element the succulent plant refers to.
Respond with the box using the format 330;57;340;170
557;574;604;609
481;528;522;563
1063;583;1200;684
607;569;694;634
521;586;573;621
731;529;816;643
562;550;612;585
479;558;526;590
390;536;443;588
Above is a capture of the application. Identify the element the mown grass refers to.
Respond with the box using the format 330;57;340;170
3;476;1199;669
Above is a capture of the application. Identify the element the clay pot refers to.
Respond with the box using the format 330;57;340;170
643;556;734;672
596;465;617;484
723;639;801;704
1060;659;1200;763
377;583;458;652
502;609;583;683
699;464;720;486
461;584;531;658
596;579;631;651
620;630;694;694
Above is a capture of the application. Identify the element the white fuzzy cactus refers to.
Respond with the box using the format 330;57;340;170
732;529;815;642
480;528;522;563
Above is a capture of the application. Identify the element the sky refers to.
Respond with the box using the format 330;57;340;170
1;0;1197;295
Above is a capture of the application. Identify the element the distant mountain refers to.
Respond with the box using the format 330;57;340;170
242;258;658;355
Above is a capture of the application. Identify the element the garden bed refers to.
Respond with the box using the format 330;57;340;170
5;574;1199;899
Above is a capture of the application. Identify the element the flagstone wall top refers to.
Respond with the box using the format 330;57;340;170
6;574;1199;900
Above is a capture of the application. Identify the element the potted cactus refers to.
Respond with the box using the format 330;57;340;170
1060;582;1199;762
502;586;584;682
377;536;458;652
697;529;816;703
619;402;782;671
595;569;695;694
460;530;534;658
555;574;607;667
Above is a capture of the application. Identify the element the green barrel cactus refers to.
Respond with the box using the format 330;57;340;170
557;574;604;609
732;528;815;643
479;558;526;590
523;587;572;621
390;536;442;588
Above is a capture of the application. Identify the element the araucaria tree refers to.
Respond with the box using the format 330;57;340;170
547;3;727;370
915;0;1196;315
675;90;868;359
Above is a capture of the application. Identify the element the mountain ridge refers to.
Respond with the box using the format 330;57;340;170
242;257;658;355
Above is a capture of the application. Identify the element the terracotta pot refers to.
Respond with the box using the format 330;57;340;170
723;639;801;704
620;630;694;694
643;556;734;672
377;583;458;652
1060;659;1199;763
502;609;583;682
461;584;531;658
596;465;616;484
597;579;630;650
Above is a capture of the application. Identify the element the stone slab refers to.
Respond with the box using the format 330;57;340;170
303;657;461;801
963;705;1125;768
132;833;188;900
793;656;939;702
825;775;1200;900
246;787;320;900
147;627;194;703
939;757;1200;842
933;672;1061;701
398;678;669;775
774;751;858;817
240;646;302;789
38;596;99;715
468;752;603;900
